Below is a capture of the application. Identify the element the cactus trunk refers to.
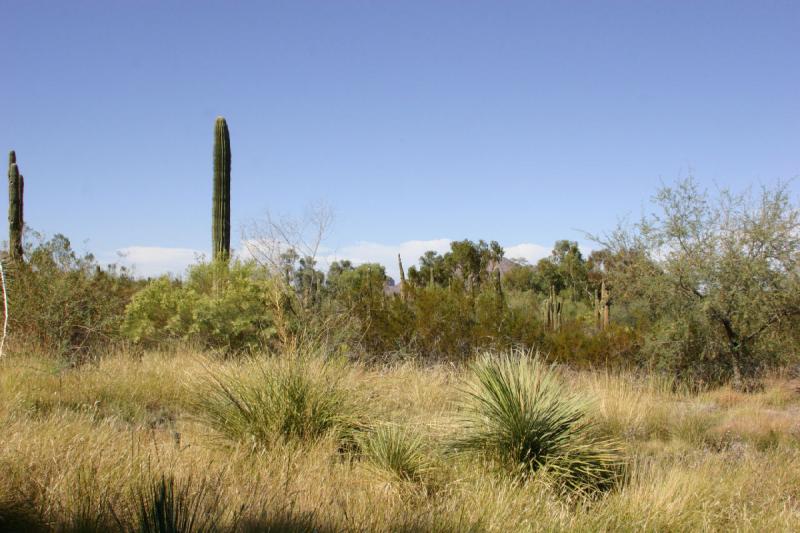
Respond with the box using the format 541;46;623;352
398;254;407;300
600;280;610;330
7;151;23;261
542;285;562;332
212;117;231;261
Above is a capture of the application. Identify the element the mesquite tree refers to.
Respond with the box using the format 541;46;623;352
596;178;800;387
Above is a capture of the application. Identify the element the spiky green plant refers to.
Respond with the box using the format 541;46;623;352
192;357;363;449
124;475;224;533
454;351;624;494
358;424;434;484
8;150;23;261
212;117;231;262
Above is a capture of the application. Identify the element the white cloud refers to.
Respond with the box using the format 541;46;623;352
504;243;551;264
320;239;452;280
112;246;205;278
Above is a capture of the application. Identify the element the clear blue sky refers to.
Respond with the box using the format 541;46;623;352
3;1;799;277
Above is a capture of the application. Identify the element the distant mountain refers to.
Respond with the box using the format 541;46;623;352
488;257;527;275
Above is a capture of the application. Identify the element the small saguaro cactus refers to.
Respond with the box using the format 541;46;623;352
593;280;612;330
594;287;602;327
7;151;24;261
494;268;505;327
542;285;562;331
600;280;611;330
398;253;408;300
212;117;231;261
494;268;504;300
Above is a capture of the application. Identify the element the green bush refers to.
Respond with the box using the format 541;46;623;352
7;233;140;361
409;285;477;360
543;323;640;369
121;277;192;347
123;261;277;354
454;352;624;494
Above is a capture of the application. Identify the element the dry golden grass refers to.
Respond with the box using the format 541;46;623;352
1;350;800;531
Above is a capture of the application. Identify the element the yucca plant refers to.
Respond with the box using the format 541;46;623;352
454;351;624;494
121;475;225;533
193;357;362;449
358;424;434;484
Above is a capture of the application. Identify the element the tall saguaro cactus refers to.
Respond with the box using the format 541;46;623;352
212;117;231;261
7;151;24;261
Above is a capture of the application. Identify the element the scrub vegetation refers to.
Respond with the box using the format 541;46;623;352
3;129;800;530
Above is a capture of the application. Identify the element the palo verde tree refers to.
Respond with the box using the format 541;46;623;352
408;250;449;287
212;117;231;261
597;177;800;387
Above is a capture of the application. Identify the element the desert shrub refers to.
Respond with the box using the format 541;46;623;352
321;253;641;365
638;308;794;389
454;351;624;494
543;323;640;369
639;311;729;385
409;285;477;360
121;277;193;348
6;232;140;361
358;424;434;484
192;357;363;449
123;260;277;354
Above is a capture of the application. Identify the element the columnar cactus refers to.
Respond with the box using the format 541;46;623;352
212;117;231;261
593;281;611;330
7;151;23;261
494;268;505;325
398;253;407;300
594;287;602;328
600;280;610;330
542;285;562;331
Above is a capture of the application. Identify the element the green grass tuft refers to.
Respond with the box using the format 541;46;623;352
358;424;434;484
192;357;363;449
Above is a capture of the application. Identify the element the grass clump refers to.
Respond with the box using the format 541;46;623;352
192;356;362;449
454;351;625;494
118;474;228;533
358;424;435;485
